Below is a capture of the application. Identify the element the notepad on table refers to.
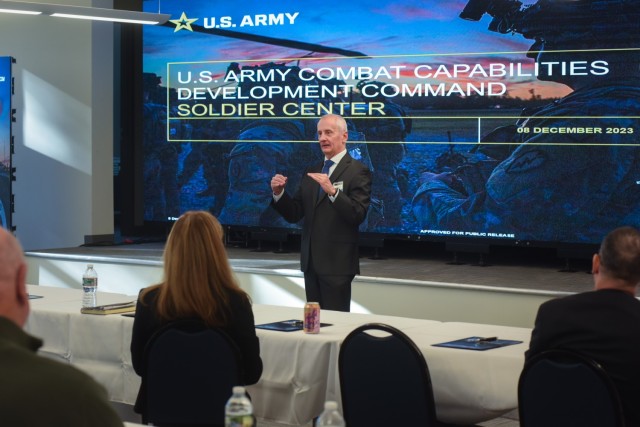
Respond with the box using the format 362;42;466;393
81;301;136;315
432;336;523;351
255;319;333;332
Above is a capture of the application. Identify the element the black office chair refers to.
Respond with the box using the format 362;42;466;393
338;323;438;427
141;319;242;427
518;349;625;427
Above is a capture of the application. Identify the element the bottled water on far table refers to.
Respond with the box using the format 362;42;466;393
317;401;345;427
225;386;254;427
82;264;98;308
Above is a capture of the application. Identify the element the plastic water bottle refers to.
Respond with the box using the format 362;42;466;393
82;264;98;307
317;401;345;427
225;386;254;427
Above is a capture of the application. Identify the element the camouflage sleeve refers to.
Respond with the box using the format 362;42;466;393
412;114;640;240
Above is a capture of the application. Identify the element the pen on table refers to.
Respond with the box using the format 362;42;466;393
467;336;498;343
284;320;303;326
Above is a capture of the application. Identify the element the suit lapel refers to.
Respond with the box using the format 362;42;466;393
330;154;351;181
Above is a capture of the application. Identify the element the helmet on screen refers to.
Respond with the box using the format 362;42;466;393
460;0;640;47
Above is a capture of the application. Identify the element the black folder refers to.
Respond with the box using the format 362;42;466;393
432;336;523;351
255;319;332;332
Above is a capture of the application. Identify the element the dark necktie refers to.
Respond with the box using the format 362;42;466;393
319;159;334;196
322;159;334;175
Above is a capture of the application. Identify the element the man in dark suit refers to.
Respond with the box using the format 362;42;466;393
270;114;372;312
526;226;640;426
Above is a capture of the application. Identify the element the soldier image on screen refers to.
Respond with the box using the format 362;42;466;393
178;114;240;217
412;0;640;243
142;73;184;221
355;80;411;232
217;62;319;228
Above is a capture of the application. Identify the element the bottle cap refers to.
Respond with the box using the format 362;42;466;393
87;264;93;268
324;401;338;410
232;386;245;394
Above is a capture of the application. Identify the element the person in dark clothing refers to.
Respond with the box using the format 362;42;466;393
271;114;372;312
526;226;640;426
130;211;263;414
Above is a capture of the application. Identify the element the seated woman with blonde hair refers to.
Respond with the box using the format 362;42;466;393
130;211;262;413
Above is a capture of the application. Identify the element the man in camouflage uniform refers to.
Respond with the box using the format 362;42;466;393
142;73;183;221
217;63;318;227
412;0;640;243
356;80;410;231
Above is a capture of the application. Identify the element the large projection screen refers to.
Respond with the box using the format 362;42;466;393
139;0;640;246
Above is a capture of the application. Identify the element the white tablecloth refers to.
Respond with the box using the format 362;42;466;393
26;286;141;404
25;285;530;426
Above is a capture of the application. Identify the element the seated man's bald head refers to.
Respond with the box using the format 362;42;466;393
0;229;28;327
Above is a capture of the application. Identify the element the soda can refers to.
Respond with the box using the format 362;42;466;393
303;302;320;334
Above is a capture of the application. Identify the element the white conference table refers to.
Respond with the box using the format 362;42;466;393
25;285;531;426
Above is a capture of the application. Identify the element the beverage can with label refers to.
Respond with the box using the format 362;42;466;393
303;302;320;334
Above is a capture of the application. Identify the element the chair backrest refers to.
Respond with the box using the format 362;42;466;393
142;319;242;427
518;349;625;427
338;323;438;427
